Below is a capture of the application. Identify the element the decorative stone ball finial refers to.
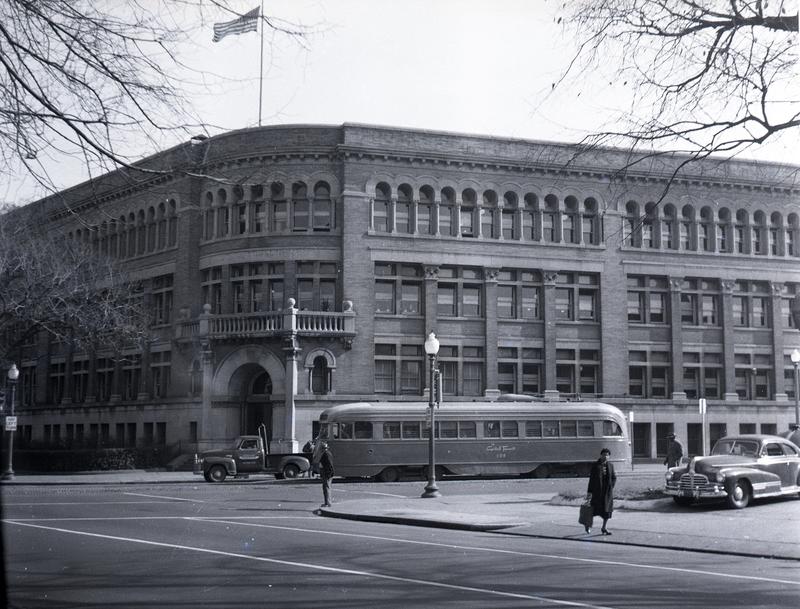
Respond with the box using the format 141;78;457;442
203;303;212;314
287;297;297;309
343;300;353;312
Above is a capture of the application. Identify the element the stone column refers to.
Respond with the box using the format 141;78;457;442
721;280;739;400
669;277;687;400
543;272;559;400
770;282;788;401
277;299;299;453
484;268;500;398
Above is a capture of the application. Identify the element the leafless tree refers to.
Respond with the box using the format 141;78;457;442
0;205;149;366
555;0;798;187
0;0;310;197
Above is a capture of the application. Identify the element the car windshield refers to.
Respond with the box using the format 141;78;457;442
711;440;759;457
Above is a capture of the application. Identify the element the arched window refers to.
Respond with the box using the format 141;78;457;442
439;187;455;236
137;210;147;253
699;207;714;252
313;181;332;231
374;183;390;232
502;192;518;239
481;190;497;238
769;212;782;256
662;204;677;249
292;182;309;231
311;356;330;394
717;208;731;252
543;194;559;243
157;202;167;249
753;211;767;255
625;201;640;247
523;193;539;240
643;202;657;249
116;218;126;258
396;184;413;234
168;200;178;246
216;189;229;238
735;209;748;253
147;206;157;251
563;196;579;244
418;185;434;235
252;371;273;396
680;205;695;250
787;213;799;257
271;182;287;231
582;198;599;245
460;188;476;237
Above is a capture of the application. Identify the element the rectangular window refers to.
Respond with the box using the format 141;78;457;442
649;293;666;323
525;420;542;437
701;295;718;325
383;422;401;439
463;361;483;396
402;422;421;439
498;285;515;318
374;359;395;394
417;204;432;235
481;208;494;238
501;420;519;438
458;421;477;438
437;284;457;317
733;296;747;326
681;293;697;325
313;199;332;231
395;202;411;234
462;286;481;317
578;290;596;321
293;199;310;230
484;421;500;438
439;421;458;439
555;288;573;320
627;292;644;322
375;281;394;314
439;206;452;236
521;287;540;319
460;208;474;237
502;210;515;239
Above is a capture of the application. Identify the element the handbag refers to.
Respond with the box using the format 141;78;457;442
579;500;594;528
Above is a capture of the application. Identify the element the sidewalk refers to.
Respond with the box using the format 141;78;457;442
2;468;798;561
320;490;800;561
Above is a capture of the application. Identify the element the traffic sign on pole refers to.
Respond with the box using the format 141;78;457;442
5;416;17;431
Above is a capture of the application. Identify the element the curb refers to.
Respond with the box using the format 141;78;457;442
318;508;522;531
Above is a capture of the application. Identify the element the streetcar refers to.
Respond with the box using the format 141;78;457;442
316;399;630;481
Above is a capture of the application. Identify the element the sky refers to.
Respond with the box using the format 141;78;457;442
3;0;796;205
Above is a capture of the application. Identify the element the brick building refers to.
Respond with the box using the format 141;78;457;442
7;124;800;460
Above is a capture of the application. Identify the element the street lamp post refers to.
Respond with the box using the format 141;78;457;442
421;332;441;499
791;349;800;428
2;363;19;481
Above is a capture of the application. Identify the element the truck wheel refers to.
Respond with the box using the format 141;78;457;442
726;479;751;509
282;463;301;479
378;467;400;483
208;464;227;483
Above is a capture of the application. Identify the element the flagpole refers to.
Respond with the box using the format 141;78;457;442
258;0;264;126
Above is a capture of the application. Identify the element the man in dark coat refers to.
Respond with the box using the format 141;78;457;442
665;433;684;468
586;447;616;535
313;441;335;507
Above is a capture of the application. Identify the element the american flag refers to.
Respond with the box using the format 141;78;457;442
213;6;260;42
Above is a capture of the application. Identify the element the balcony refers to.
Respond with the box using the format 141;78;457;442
176;299;356;346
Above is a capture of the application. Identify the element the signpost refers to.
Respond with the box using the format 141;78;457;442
628;411;634;471
699;398;707;456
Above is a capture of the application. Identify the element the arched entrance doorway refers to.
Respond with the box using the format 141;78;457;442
229;363;273;437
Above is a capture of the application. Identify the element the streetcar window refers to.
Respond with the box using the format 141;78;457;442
382;422;401;439
543;421;559;437
439;420;458;438
602;420;622;436
459;421;477;438
339;422;354;439
484;421;501;438
560;420;577;437
402;421;421;439
501;421;519;438
525;420;542;437
577;421;595;437
354;421;373;439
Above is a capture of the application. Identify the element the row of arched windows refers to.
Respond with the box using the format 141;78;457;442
201;180;334;240
625;202;800;257
371;184;603;245
68;200;178;258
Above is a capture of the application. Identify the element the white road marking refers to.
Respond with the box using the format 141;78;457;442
3;501;188;506
4;520;616;609
192;518;800;587
5;516;315;522
123;492;206;503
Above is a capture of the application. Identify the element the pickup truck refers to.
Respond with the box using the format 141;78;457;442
193;434;311;482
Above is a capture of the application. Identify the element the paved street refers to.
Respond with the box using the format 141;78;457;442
2;476;799;608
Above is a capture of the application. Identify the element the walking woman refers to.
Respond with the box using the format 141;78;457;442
586;447;616;535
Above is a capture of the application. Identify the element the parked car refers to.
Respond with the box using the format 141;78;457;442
664;434;800;509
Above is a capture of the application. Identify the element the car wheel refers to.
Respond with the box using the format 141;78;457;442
672;496;694;507
208;464;227;483
378;467;400;483
726;479;751;509
282;463;301;479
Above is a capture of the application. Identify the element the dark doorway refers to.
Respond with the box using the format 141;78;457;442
632;422;651;458
242;370;273;437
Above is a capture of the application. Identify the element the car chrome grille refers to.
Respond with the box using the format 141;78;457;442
679;473;709;489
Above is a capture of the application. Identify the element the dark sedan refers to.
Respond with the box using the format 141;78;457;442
664;434;800;509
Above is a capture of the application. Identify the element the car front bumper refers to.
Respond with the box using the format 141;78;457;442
664;481;726;499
